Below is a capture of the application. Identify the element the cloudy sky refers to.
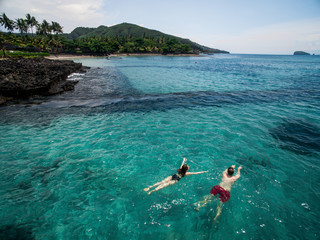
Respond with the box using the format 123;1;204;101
1;0;320;54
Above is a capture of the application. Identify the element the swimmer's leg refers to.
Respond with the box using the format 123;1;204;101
144;176;172;192
213;201;224;222
147;180;176;195
194;195;213;211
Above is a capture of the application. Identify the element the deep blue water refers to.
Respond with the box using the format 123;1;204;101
0;54;319;240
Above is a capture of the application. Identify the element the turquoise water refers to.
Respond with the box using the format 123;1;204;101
0;54;319;239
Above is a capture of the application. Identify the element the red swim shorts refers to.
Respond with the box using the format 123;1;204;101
210;185;230;202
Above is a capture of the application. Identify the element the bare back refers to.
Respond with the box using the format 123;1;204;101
219;169;241;192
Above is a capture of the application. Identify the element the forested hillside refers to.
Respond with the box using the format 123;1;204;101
64;23;229;54
1;12;228;56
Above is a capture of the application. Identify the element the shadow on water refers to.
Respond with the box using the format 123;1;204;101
236;156;273;169
269;118;320;155
1;63;320;126
0;224;34;240
30;158;62;184
1;87;319;127
236;155;273;192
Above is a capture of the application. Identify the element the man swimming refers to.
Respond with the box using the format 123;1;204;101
194;165;242;221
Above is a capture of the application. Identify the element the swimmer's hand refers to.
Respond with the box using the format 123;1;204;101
238;166;242;170
232;165;236;168
180;158;187;168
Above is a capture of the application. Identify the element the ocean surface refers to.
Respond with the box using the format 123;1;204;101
0;54;319;240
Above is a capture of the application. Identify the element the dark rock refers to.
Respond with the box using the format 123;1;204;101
0;57;87;104
78;66;90;73
293;51;310;55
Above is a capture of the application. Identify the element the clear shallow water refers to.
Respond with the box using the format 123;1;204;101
0;54;319;239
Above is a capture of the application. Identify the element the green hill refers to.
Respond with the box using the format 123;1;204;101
66;27;96;39
65;23;229;54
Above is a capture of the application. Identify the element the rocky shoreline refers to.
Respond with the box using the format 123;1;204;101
0;57;89;105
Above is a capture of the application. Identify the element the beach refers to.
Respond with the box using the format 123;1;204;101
45;53;201;60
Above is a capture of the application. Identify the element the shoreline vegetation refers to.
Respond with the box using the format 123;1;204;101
0;12;228;59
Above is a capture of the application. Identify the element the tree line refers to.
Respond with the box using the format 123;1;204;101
0;13;193;57
0;13;62;35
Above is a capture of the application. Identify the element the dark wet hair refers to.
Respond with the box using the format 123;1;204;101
177;164;189;177
227;167;234;176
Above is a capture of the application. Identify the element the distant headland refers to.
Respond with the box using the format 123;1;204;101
62;23;229;55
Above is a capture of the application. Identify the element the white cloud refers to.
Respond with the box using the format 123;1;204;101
0;0;106;32
205;18;320;54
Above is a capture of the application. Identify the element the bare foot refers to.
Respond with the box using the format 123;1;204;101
147;192;151;195
144;188;149;192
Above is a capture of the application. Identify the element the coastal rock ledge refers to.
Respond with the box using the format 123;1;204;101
0;57;87;105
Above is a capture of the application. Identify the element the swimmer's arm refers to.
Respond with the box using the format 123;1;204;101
180;158;187;168
186;171;209;175
234;166;242;179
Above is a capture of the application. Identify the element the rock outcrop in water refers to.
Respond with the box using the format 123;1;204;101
293;51;310;55
0;57;88;105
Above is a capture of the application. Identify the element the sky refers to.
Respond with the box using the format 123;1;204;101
1;0;320;54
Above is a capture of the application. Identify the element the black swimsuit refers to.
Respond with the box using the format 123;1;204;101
172;173;182;181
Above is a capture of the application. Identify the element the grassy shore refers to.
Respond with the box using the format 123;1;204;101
0;51;50;58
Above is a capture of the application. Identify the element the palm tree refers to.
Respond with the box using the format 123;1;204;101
0;13;15;58
51;21;63;35
30;16;38;36
0;13;14;33
35;23;42;35
34;35;47;52
0;15;3;32
50;21;63;53
36;20;50;36
25;14;38;35
15;18;28;35
25;13;32;34
47;34;56;53
0;32;7;58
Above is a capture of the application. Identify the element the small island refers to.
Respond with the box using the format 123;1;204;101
293;51;310;55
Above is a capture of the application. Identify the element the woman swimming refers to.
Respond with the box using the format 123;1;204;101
144;158;208;195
